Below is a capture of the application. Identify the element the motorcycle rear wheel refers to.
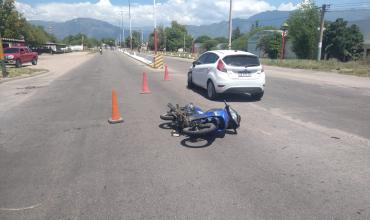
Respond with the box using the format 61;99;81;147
182;123;217;136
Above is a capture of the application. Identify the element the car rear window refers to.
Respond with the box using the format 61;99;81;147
223;55;260;67
4;48;20;53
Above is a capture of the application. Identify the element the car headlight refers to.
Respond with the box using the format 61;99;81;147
6;55;14;60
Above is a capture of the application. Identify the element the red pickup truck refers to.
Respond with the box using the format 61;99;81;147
4;46;38;68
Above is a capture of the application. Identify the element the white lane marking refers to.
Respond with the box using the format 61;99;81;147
0;203;42;211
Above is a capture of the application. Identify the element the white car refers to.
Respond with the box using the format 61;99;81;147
188;50;265;100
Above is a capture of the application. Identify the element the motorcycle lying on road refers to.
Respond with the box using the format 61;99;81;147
160;101;241;137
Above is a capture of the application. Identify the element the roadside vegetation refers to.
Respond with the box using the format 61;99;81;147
261;59;370;76
0;0;57;47
144;0;367;76
4;67;46;78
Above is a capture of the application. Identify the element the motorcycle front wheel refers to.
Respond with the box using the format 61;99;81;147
160;113;175;121
182;123;217;136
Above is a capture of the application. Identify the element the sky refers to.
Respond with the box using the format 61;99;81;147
15;0;366;27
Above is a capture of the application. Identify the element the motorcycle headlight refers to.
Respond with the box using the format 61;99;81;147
229;107;239;122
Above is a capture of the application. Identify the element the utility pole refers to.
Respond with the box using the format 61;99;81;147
317;4;328;61
141;30;144;45
81;35;84;50
228;0;233;50
120;10;125;48
0;32;7;77
153;0;157;54
183;34;186;52
129;0;132;51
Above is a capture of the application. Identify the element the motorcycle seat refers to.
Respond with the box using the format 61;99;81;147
188;115;208;121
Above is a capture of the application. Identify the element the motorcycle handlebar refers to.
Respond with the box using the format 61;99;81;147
167;103;176;111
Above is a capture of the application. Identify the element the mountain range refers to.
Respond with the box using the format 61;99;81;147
30;9;370;43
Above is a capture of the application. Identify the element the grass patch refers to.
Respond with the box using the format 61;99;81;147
4;67;47;78
261;58;370;77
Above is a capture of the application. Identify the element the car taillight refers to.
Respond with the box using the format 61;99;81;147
217;59;227;72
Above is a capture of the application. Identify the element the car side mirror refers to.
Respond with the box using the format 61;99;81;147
193;61;200;67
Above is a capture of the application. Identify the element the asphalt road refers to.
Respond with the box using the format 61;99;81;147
1;50;370;219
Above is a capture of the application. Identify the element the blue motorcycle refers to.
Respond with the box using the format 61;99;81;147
160;101;241;137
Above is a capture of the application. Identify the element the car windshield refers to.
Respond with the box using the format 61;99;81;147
223;55;260;67
4;48;20;53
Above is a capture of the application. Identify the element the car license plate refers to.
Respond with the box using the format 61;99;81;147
238;72;251;77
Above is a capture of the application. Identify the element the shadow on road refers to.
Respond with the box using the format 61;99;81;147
180;136;216;148
187;86;261;103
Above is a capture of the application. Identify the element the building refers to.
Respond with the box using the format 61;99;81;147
42;42;68;53
1;38;26;48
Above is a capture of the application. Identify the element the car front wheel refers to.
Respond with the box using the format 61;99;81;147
31;58;37;65
15;59;22;68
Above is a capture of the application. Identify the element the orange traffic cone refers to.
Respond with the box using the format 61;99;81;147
140;72;151;94
164;64;170;81
108;89;124;124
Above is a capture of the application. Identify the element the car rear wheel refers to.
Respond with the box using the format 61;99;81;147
187;72;193;88
31;58;37;65
252;91;264;100
207;81;217;100
15;59;22;68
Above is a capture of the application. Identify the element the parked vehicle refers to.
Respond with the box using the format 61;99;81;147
188;50;265;100
4;47;38;68
160;101;241;137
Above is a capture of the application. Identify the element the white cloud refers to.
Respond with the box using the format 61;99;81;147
277;2;298;11
15;0;298;27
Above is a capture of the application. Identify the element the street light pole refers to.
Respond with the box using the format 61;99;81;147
228;0;233;50
120;10;125;48
153;0;157;54
129;0;132;51
317;4;328;61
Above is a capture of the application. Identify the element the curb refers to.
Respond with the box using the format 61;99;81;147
123;51;153;66
0;69;50;84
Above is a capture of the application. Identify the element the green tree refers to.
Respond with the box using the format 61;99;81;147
257;32;282;59
202;39;218;51
232;27;242;41
1;0;57;46
0;0;27;38
323;18;363;61
125;31;141;49
232;33;248;50
214;37;228;44
194;35;211;43
149;21;193;52
287;0;320;59
231;26;276;51
101;38;115;47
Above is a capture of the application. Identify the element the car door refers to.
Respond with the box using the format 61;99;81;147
192;53;209;86
24;48;32;62
19;48;27;62
200;53;219;88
